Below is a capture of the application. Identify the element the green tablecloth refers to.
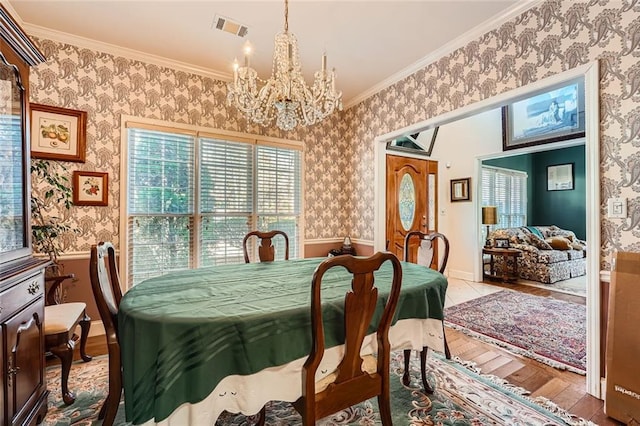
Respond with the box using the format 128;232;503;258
118;257;447;424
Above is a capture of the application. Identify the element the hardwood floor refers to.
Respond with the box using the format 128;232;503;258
445;279;622;425
51;279;621;425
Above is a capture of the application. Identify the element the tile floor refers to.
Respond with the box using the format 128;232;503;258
443;277;503;308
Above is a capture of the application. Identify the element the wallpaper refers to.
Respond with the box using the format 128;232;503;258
29;39;349;253
28;0;639;270
345;0;640;269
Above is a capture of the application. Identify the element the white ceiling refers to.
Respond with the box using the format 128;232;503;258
7;0;536;107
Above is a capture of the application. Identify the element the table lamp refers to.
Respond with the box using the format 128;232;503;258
482;206;498;247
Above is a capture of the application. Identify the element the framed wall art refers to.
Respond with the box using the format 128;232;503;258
450;177;471;202
30;103;87;162
386;126;439;157
73;171;108;206
502;78;585;151
547;163;574;191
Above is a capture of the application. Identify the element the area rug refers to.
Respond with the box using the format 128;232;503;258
44;352;594;425
445;290;587;374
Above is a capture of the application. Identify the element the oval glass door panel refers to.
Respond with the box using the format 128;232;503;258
398;173;416;231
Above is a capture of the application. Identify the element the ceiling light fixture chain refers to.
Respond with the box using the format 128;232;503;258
227;0;342;131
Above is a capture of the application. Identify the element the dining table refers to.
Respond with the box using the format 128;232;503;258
118;256;448;425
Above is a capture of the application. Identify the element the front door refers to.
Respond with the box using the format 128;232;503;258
385;154;438;260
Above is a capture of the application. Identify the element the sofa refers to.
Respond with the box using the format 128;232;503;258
487;225;586;284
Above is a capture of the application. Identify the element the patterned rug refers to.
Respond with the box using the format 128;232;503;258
44;351;594;425
445;290;587;374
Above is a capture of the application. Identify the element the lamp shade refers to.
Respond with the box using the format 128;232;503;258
482;206;498;225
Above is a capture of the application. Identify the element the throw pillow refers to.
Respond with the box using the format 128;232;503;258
526;226;544;239
528;233;553;250
545;236;572;250
571;241;586;251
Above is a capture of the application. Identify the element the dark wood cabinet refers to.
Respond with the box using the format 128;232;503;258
0;5;48;425
1;269;47;426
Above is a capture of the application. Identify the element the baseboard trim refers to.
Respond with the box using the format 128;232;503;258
447;269;474;281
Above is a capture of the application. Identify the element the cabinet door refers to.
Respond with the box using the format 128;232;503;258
4;300;45;426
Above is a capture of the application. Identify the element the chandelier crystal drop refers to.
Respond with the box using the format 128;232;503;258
227;0;342;131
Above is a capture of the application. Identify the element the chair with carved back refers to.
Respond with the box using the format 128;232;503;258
290;252;402;425
89;242;123;426
242;230;289;263
402;231;451;393
243;230;290;425
44;272;92;405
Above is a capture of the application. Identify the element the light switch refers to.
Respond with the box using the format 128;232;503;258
607;198;627;218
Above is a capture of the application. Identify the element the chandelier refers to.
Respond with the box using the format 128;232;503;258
227;0;342;131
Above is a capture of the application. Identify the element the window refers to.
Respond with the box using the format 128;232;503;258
481;165;527;229
125;123;302;286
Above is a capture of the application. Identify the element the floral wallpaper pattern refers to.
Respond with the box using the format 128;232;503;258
28;0;639;269
29;38;348;253
345;0;640;269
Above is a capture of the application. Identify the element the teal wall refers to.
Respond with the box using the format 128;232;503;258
482;145;586;240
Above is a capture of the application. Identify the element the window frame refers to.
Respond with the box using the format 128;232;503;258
481;165;528;231
120;116;305;288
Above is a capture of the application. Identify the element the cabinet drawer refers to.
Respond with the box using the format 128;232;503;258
0;272;44;322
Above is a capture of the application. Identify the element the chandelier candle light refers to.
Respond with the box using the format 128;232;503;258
227;0;342;131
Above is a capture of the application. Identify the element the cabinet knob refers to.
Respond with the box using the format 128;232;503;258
27;280;40;295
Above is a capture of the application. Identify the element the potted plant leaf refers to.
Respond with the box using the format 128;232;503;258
31;159;80;303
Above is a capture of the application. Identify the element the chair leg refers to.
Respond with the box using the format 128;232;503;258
101;350;123;426
50;342;76;405
255;405;266;426
419;347;434;394
98;398;107;419
377;392;393;426
79;313;92;362
443;324;451;359
402;349;411;386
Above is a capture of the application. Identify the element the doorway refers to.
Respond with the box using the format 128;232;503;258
385;154;438;259
373;62;600;397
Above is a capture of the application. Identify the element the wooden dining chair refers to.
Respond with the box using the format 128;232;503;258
242;230;289;263
402;231;451;393
44;273;92;404
89;241;123;426
292;252;402;425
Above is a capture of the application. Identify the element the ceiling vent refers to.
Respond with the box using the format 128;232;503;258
213;15;249;38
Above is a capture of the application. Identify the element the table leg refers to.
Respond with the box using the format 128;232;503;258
490;255;495;277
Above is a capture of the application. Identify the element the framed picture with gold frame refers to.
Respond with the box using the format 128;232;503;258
30;103;87;162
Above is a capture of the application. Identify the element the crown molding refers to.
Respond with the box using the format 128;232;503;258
344;0;543;109
21;22;232;82
9;0;542;111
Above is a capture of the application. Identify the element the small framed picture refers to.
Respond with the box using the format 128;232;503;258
73;171;108;206
450;177;471;202
494;238;510;249
30;103;87;163
547;163;574;191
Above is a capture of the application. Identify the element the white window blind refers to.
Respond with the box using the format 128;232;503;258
127;128;195;285
481;166;527;229
255;145;301;258
126;125;302;285
199;137;253;265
